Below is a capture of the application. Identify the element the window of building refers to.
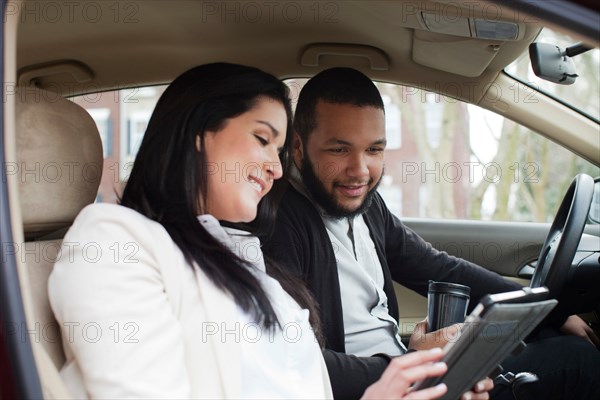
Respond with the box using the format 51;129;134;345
86;108;112;158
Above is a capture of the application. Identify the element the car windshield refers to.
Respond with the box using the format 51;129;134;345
505;27;600;122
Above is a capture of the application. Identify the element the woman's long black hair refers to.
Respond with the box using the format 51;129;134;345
120;63;321;339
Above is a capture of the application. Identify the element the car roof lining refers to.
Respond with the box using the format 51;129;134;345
16;0;542;104
12;0;598;163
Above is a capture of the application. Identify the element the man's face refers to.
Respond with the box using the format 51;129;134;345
294;101;386;218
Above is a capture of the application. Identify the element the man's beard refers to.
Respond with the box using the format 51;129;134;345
300;155;382;219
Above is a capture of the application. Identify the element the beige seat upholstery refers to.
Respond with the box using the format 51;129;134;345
15;87;103;397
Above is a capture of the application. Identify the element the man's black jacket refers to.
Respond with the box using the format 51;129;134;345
265;185;520;398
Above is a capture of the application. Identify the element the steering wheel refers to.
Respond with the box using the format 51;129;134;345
530;174;595;298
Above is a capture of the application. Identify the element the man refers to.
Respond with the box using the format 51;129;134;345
265;67;600;399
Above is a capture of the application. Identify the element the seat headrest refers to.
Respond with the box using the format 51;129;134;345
15;88;103;239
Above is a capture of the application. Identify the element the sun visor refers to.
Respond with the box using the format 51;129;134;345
412;10;526;77
412;30;502;77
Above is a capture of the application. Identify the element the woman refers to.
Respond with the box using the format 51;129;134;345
49;63;448;399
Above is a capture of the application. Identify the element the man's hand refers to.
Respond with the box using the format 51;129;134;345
407;320;493;399
460;377;494;400
408;319;462;351
560;315;600;348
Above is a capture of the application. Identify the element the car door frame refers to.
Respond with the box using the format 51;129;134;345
0;1;44;397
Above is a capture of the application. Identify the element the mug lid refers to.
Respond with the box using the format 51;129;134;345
428;280;471;297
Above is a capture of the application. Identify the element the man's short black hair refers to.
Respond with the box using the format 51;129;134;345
294;67;384;142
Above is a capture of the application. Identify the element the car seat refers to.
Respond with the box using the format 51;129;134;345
14;86;103;398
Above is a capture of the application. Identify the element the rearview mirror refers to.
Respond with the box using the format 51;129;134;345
529;42;578;85
589;178;600;224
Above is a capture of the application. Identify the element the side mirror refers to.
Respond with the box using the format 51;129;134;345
589;178;600;224
529;42;579;85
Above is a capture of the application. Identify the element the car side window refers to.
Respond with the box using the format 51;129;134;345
383;83;598;223
74;81;598;224
286;79;599;223
72;86;167;203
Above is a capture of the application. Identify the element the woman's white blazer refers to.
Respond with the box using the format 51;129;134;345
49;203;332;399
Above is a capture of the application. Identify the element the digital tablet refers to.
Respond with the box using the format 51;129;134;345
412;287;557;399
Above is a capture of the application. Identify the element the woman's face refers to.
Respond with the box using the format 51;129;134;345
203;97;288;222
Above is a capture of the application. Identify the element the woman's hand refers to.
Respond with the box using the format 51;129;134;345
361;348;448;400
408;319;462;351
